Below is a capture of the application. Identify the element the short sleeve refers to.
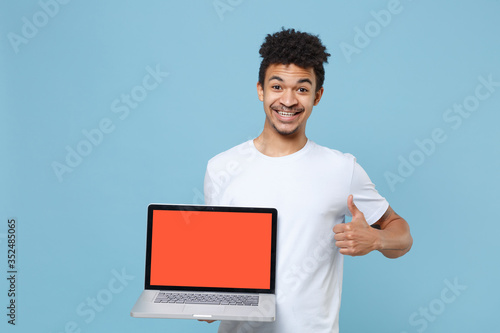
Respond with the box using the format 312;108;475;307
348;158;389;224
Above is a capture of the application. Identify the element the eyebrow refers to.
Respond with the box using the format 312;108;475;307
268;75;284;82
297;78;313;85
268;76;313;86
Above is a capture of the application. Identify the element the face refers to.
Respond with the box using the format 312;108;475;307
257;63;324;137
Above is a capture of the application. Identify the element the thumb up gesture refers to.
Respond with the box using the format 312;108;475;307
333;195;380;256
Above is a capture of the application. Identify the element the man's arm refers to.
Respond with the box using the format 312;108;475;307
333;195;413;258
371;205;413;258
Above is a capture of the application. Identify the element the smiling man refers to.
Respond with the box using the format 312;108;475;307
204;28;412;333
254;63;321;155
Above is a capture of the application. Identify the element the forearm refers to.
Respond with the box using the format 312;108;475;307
375;218;413;258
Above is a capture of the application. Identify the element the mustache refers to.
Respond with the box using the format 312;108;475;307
271;105;305;113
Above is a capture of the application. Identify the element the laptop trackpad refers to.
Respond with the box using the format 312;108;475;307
184;305;226;316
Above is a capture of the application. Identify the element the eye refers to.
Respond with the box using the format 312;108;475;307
298;87;308;93
271;85;282;90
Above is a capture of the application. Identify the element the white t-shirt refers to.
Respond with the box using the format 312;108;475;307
204;139;389;333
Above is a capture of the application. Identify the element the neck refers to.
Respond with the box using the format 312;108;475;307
253;125;308;157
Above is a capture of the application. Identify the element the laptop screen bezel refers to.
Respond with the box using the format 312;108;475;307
144;204;277;294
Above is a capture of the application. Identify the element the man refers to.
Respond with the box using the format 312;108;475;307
203;28;412;333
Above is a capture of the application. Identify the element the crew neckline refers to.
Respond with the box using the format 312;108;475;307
249;139;314;161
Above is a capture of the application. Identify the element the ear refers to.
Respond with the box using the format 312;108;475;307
313;87;324;106
257;82;264;102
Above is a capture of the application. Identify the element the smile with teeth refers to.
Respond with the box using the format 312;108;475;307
278;111;298;117
273;107;303;118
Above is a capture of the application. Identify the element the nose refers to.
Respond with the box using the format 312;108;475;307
279;89;298;107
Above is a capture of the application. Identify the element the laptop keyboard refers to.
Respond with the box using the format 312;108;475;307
154;292;259;306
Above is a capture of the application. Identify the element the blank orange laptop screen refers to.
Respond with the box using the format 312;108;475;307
150;210;273;289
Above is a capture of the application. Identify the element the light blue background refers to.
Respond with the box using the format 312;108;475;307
1;0;499;332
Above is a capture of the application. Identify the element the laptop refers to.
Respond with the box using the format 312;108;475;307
130;204;277;322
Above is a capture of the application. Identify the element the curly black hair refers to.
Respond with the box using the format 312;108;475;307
258;28;330;92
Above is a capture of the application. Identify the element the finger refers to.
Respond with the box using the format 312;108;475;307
334;233;346;241
335;239;345;248
347;195;362;218
333;223;347;234
339;247;354;256
336;240;354;251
